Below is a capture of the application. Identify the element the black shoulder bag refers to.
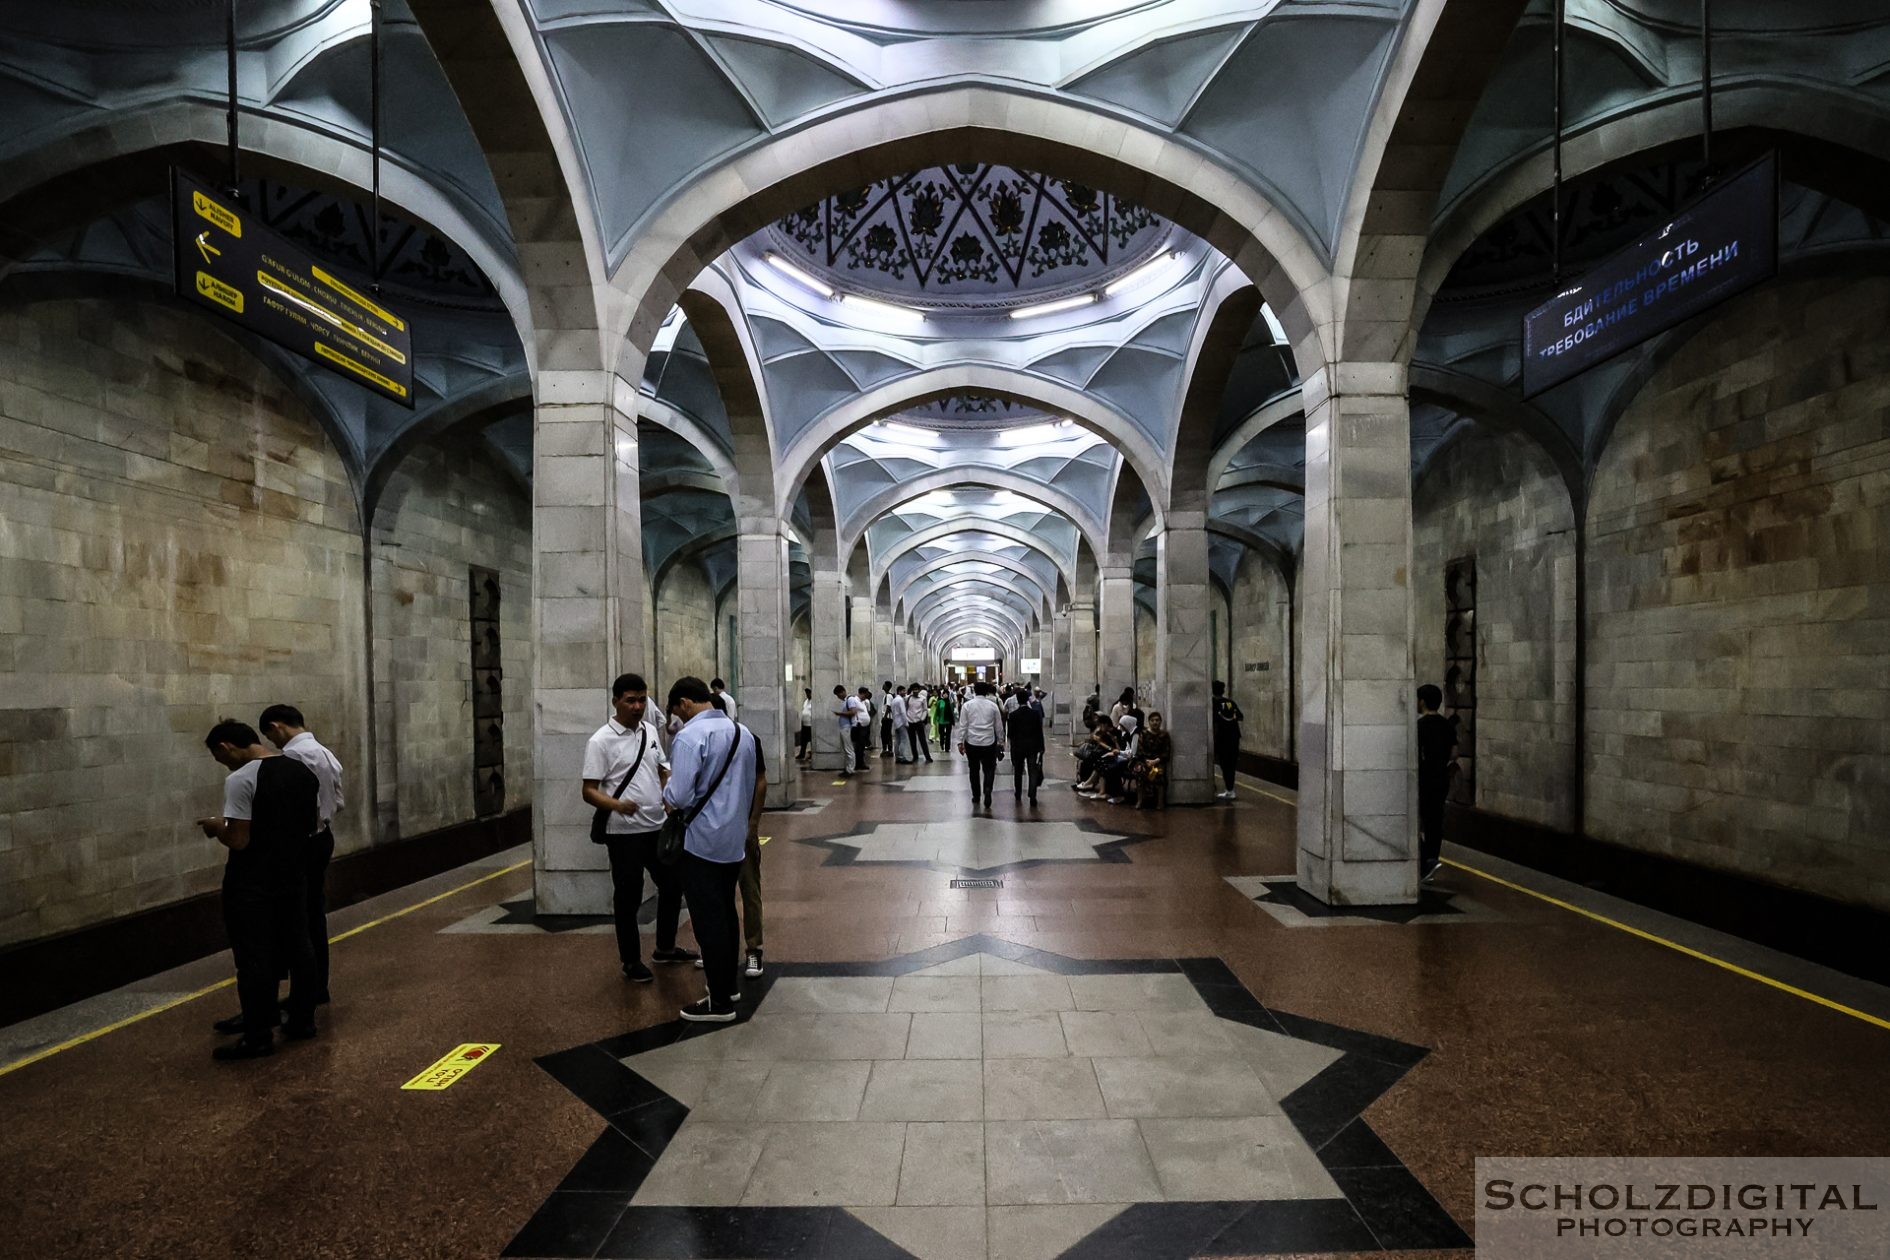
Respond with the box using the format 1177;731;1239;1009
589;729;649;844
658;727;746;865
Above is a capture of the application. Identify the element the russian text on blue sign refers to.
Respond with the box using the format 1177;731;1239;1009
1522;154;1777;398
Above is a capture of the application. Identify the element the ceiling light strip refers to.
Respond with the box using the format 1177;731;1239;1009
764;251;835;298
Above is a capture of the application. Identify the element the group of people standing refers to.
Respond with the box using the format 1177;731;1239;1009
198;706;343;1061
583;674;767;1024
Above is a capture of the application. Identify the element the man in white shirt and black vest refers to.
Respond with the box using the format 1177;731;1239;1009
259;704;343;1007
583;673;699;982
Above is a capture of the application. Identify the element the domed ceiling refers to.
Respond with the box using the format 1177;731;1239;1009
768;163;1170;309
889;392;1048;429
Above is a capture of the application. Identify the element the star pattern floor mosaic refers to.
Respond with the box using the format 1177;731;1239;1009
503;936;1468;1259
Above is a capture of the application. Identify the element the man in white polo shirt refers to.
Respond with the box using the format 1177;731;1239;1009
583;673;698;982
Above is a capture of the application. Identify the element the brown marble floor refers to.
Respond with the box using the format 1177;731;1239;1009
1;754;1885;1259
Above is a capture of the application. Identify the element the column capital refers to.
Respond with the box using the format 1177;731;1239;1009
1299;360;1408;411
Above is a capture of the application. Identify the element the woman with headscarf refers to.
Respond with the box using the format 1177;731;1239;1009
1085;713;1139;802
1126;710;1170;808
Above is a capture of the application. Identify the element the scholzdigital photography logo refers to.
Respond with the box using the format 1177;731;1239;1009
1475;1158;1889;1258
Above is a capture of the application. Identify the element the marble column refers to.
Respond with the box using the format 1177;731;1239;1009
1067;599;1097;743
810;559;846;771
1157;520;1214;804
535;372;646;914
892;624;909;682
737;528;793;808
1296;363;1418;905
848;593;875;690
1050;608;1072;738
1098;565;1136;710
873;609;895;690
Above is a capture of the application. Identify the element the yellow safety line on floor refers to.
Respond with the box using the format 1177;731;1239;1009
1443;858;1890;1033
0;859;533;1079
1236;780;1298;807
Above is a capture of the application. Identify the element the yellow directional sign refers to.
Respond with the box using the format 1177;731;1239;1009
401;1043;500;1091
172;170;414;406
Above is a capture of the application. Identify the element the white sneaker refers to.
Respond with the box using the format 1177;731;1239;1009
745;951;764;978
1217;790;1237;800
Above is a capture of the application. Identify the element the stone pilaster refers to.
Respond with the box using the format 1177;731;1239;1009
1067;599;1097;743
848;594;876;690
1051;608;1072;736
1098;566;1136;707
873;609;895;690
535;371;646;914
1157;521;1214;804
892;624;909;682
1296;363;1418;905
737;528;793;808
810;561;847;771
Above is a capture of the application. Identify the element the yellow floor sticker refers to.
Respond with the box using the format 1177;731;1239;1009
402;1043;500;1091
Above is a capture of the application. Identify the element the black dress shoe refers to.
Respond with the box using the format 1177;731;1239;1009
651;947;701;964
215;1010;282;1035
213;1039;275;1061
283;1021;317;1041
623;962;654;983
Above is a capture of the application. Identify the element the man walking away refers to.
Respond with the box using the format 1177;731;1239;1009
198;720;320;1060
933;687;954;756
256;704;343;1010
583;673;697;982
1007;692;1046;804
957;681;1004;808
709;678;738;721
1416;683;1456;881
665;677;765;1022
1210;681;1244;801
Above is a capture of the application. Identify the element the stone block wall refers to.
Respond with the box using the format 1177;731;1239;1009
1133;600;1155;693
1413;426;1577;830
1228;551;1296;759
0;300;367;945
1584;275;1890;910
654;560;718;685
371;439;532;840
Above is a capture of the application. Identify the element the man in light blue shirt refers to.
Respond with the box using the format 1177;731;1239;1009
663;676;765;1022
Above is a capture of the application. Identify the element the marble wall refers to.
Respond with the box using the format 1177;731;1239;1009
1412;426;1576;831
1584;276;1890;911
0;299;537;946
654;560;719;686
1227;551;1295;760
371;438;533;840
0;300;368;945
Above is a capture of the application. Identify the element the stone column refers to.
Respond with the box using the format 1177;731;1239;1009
810;558;846;771
848;593;875;690
893;624;909;682
873;608;895;690
1067;598;1097;743
535;372;647;914
1157;520;1214;804
737;527;793;808
1050;608;1072;737
1296;363;1418;905
1098;565;1136;710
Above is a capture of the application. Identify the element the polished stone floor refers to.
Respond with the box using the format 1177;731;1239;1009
2;754;1887;1259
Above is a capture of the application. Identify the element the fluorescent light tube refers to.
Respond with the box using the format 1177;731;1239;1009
1103;250;1180;297
764;251;834;298
1009;293;1098;320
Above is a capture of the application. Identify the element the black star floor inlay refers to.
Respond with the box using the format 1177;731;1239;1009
794;818;1150;876
503;936;1469;1259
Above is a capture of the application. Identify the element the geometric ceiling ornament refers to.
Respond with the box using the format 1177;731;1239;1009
770;164;1170;307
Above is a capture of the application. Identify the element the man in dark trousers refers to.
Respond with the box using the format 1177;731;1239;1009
1211;681;1244;800
664;677;765;1022
956;681;1004;808
1416;683;1457;881
198;719;321;1060
583;673;697;982
258;704;343;1007
1006;690;1046;804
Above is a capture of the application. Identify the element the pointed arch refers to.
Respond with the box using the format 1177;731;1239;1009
841;470;1107;563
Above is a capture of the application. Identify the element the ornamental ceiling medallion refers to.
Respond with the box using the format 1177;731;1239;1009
771;164;1168;306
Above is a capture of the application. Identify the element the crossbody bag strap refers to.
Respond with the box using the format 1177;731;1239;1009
682;726;745;827
611;730;649;799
